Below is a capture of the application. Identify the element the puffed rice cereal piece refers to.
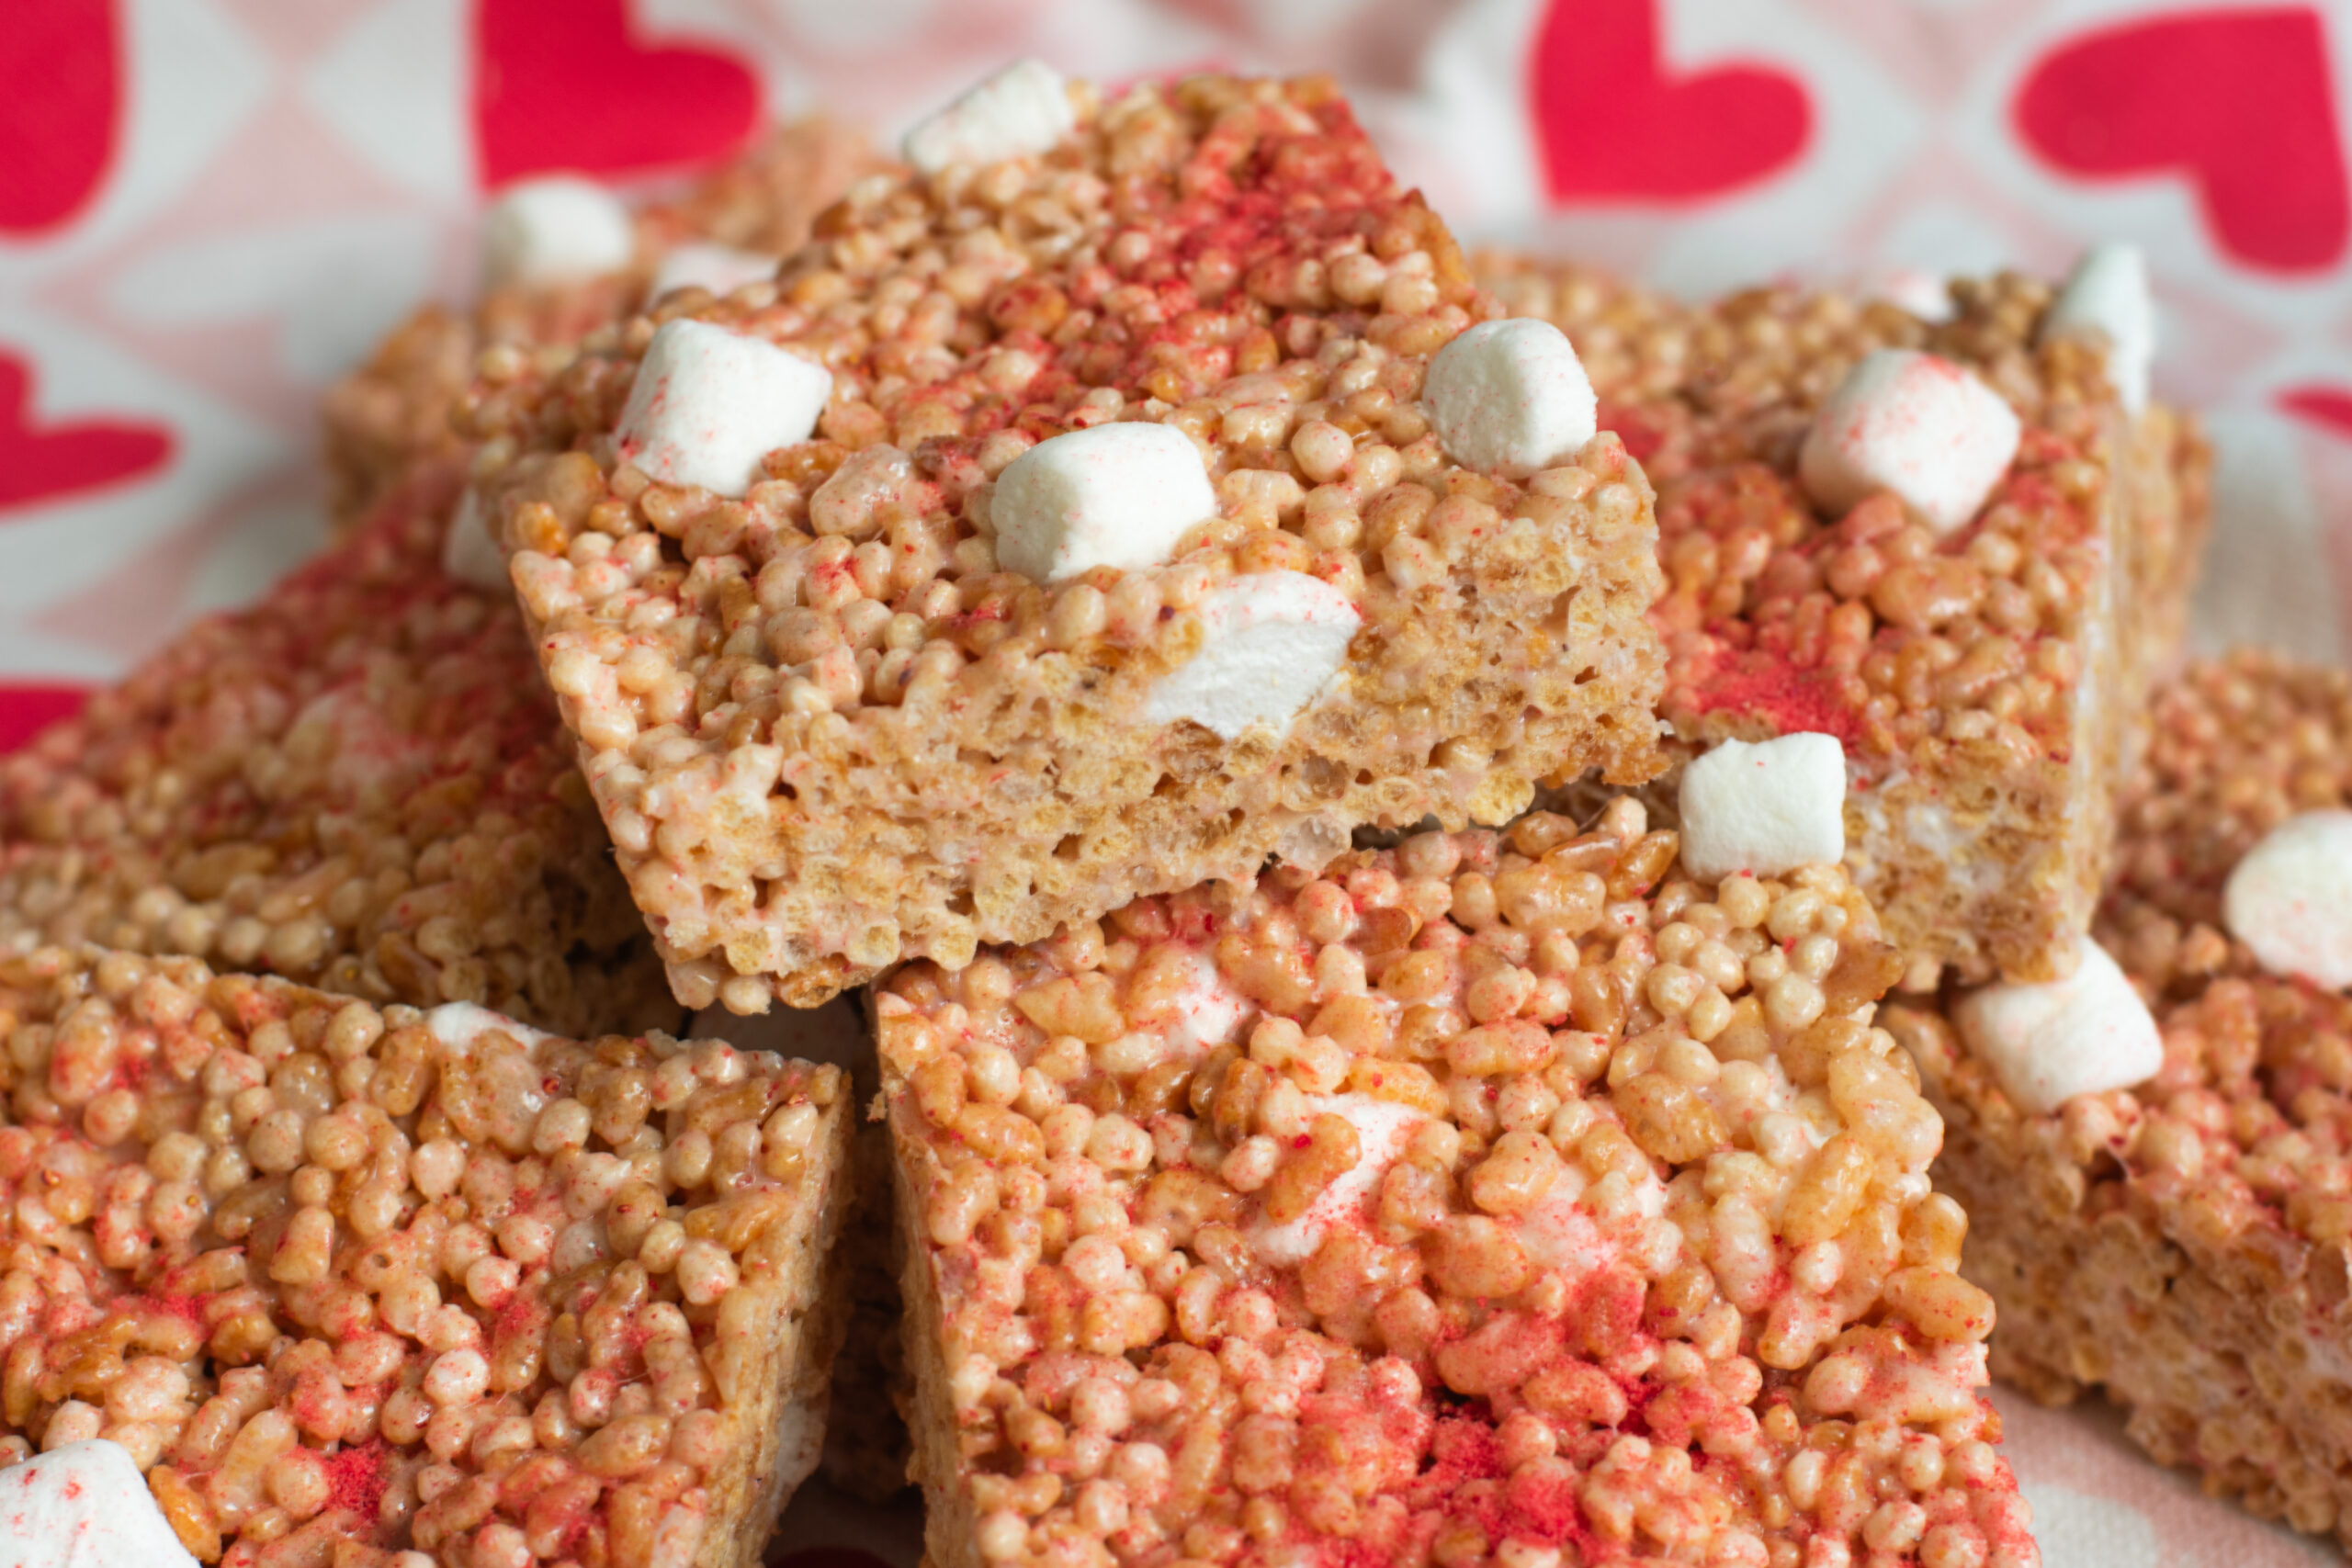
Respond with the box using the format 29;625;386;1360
878;801;2035;1568
0;945;854;1568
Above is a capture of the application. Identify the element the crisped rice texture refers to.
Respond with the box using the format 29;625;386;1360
466;73;1666;1015
1482;256;2212;987
0;464;677;1041
877;800;2036;1568
321;118;885;528
0;945;854;1568
1905;650;2352;1549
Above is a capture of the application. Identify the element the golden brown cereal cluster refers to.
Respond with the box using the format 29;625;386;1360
1910;650;2352;1548
0;945;854;1568
877;803;2033;1568
1482;257;2213;987
322;119;886;527
0;464;677;1041
462;74;1668;1015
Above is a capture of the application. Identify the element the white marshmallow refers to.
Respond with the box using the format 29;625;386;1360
616;319;832;498
2222;809;2352;989
441;490;506;592
1678;733;1848;883
1873;268;1954;324
1422;318;1598;478
2041;242;2154;414
903;59;1075;175
1145;570;1361;740
425;1001;552;1053
0;1438;199;1568
481;175;635;289
1252;1094;1426;1265
1151;949;1249;1052
1953;935;2164;1115
990;423;1218;582
649;243;779;302
1797;349;2020;535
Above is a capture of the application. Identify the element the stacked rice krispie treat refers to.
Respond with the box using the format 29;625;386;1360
1482;255;2211;987
465;68;1668;1014
0;945;854;1568
1902;649;2352;1548
0;464;678;1042
876;795;2037;1568
324;118;887;529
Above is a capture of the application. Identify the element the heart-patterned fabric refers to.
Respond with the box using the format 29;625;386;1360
1;8;2349;1562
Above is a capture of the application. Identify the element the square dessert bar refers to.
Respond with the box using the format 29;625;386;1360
468;72;1667;1013
1482;257;2211;986
323;118;883;527
0;944;853;1568
875;803;2036;1568
0;463;677;1042
1901;649;2352;1547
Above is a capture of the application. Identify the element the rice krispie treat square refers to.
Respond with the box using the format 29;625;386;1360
0;463;676;1041
1898;649;2352;1548
1483;257;2211;987
466;71;1667;1014
323;118;885;528
0;944;854;1568
876;800;2035;1568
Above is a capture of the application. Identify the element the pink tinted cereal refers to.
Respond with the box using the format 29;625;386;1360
877;802;2034;1568
1907;649;2352;1549
1480;255;2212;986
0;466;676;1042
0;945;854;1568
463;73;1667;1013
322;118;886;529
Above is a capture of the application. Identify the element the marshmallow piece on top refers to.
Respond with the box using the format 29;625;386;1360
2223;809;2352;989
649;243;779;302
1953;934;2164;1115
1422;318;1598;479
1678;733;1848;883
616;318;832;498
991;423;1218;582
481;175;635;289
2041;242;2154;414
1797;349;2021;535
0;1438;199;1568
1872;268;1955;324
903;59;1076;175
441;489;507;592
1146;570;1362;740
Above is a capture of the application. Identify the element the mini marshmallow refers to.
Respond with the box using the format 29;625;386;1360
1873;268;1955;324
481;175;635;289
1145;570;1361;740
2222;809;2352;989
1797;348;2020;535
1678;732;1848;883
616;318;832;498
1953;934;2164;1115
649;242;779;302
2041;242;2154;414
1422;318;1598;478
903;59;1075;175
0;1438;199;1568
441;490;507;592
989;423;1217;582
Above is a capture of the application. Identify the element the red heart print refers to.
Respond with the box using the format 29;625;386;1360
0;0;119;233
472;0;762;187
1530;0;1811;202
2279;383;2352;437
2016;8;2349;273
0;351;171;513
0;683;87;754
